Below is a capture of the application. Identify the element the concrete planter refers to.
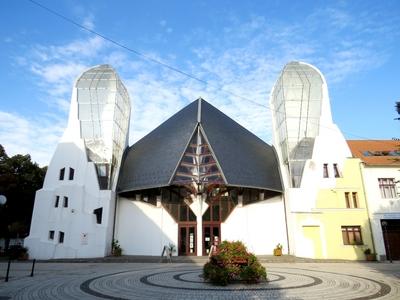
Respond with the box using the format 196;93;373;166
365;254;376;261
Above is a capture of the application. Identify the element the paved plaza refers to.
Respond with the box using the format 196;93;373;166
0;261;399;299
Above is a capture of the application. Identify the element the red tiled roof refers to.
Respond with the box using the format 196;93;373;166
347;140;400;166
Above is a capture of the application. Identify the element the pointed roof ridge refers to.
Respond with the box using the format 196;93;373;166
197;97;202;123
118;98;283;193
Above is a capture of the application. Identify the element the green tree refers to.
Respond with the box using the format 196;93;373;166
0;145;46;244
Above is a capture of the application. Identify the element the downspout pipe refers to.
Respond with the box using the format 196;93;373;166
358;160;377;256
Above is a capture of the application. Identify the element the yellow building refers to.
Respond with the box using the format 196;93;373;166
270;62;373;260
294;158;374;260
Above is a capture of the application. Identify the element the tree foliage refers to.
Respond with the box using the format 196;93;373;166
0;145;46;239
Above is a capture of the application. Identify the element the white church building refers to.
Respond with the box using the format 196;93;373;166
25;62;384;260
25;64;287;259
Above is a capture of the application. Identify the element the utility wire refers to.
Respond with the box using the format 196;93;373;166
27;0;265;109
27;0;397;142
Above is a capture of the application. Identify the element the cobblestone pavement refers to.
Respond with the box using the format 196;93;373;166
0;262;399;299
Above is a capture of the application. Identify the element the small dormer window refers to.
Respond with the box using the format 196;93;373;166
69;168;75;180
59;168;65;180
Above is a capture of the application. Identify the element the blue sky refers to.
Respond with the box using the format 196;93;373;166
0;0;399;166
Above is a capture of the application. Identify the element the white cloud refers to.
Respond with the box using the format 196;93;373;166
82;14;95;30
7;2;398;166
31;62;86;84
0;111;65;166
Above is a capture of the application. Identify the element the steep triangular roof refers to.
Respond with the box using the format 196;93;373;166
117;98;283;193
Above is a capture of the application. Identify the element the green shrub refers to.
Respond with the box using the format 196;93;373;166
240;254;267;283
203;261;229;286
112;239;122;256
203;241;266;285
6;245;28;260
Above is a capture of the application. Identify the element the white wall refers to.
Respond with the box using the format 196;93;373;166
115;198;177;256
361;166;400;259
222;196;288;255
25;141;115;259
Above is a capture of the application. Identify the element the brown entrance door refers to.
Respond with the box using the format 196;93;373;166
178;224;196;256
203;224;220;256
381;219;400;260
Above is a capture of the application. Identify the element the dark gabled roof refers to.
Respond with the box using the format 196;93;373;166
200;100;282;191
117;98;283;193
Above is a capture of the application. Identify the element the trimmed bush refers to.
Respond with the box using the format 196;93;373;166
203;241;266;285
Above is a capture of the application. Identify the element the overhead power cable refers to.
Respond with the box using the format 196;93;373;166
27;0;397;142
27;0;265;109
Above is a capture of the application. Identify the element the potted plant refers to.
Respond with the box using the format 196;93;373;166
363;248;376;261
167;243;176;258
112;239;122;256
273;243;283;256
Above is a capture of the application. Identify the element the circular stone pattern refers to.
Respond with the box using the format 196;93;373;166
80;266;392;300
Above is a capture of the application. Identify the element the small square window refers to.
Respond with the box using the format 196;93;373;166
63;196;68;208
345;192;350;208
68;168;75;180
323;164;329;178
59;231;64;243
352;192;359;208
49;230;55;240
69;168;75;180
93;207;103;224
55;196;60;208
341;226;363;245
378;178;397;199
333;163;340;178
59;168;65;180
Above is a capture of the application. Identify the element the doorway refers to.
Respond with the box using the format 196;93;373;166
203;224;220;256
178;224;196;256
202;200;222;256
381;219;400;260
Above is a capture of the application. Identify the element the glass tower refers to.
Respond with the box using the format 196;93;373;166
271;62;323;188
75;65;131;189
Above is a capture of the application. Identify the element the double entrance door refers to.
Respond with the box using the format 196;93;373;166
178;224;196;256
203;224;220;256
178;223;221;256
177;200;223;256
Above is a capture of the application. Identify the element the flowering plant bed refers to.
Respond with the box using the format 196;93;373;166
203;241;266;286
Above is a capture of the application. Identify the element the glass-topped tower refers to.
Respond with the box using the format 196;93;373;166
75;65;130;189
270;61;331;187
26;65;131;259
